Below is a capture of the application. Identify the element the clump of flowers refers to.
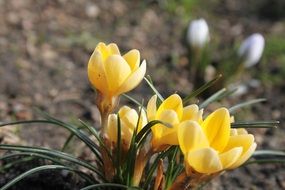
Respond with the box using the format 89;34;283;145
0;42;281;190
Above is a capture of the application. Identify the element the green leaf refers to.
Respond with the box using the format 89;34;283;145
143;146;177;189
231;121;279;128
183;74;222;105
0;165;93;190
80;183;141;190
61;126;85;152
116;114;122;180
229;98;266;114
199;88;227;108
253;150;285;157
123;94;144;109
165;146;180;189
0;152;63;172
135;120;172;144
0;119;103;164
144;76;164;103
0;144;104;180
78;119;113;162
245;159;285;165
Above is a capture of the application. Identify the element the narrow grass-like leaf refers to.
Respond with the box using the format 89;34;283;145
123;94;144;109
245;159;285;165
231;121;279;128
0;157;35;172
116;115;122;180
0;165;92;190
0;144;104;180
183;74;222;104
165;146;179;189
61;126;85;152
199;88;227;109
229;98;266;114
78;119;112;162
143;146;177;189
0;152;63;171
123;103;144;184
144;76;164;103
252;150;285;157
135;120;172;143
39;113;102;160
0;154;95;183
81;183;141;190
170;164;184;182
0;120;103;164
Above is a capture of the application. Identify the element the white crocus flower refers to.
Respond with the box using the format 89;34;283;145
187;18;210;49
238;33;265;68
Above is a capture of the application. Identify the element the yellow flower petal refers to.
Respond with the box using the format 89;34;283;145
228;143;257;169
230;129;238;136
118;106;132;117
120;108;138;131
106;114;118;142
87;50;108;95
152;109;179;141
138;109;147;131
147;95;157;121
187;148;223;174
123;49;140;70
178;121;209;155
182;104;202;122
225;134;255;153
237;128;248;135
202;107;230;152
115;60;146;96
104;55;131;95
219;147;243;169
107;43;120;55
153;129;178;147
158;110;180;126
95;42;110;61
156;94;183;120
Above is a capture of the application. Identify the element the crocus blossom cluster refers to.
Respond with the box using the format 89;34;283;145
87;42;258;188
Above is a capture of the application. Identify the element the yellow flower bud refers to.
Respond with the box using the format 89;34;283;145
178;107;256;174
88;42;146;98
105;106;147;149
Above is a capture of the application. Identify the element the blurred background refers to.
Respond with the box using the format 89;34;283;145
0;0;284;189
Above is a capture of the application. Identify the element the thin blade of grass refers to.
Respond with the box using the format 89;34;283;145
135;120;172;143
0;144;104;180
231;121;279;128
183;74;222;104
229;98;266;114
245;159;285;165
0;119;103;164
0;165;92;190
253;150;285;157
116;115;122;181
199;88;227;109
123;94;144;109
144;76;164;103
80;183;141;190
143;146;176;189
78;119;112;162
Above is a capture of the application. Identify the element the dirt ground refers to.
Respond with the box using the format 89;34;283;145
0;0;284;189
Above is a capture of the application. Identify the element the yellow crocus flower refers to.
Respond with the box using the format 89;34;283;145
147;94;202;150
105;106;147;149
88;42;146;98
88;42;146;127
178;108;256;174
